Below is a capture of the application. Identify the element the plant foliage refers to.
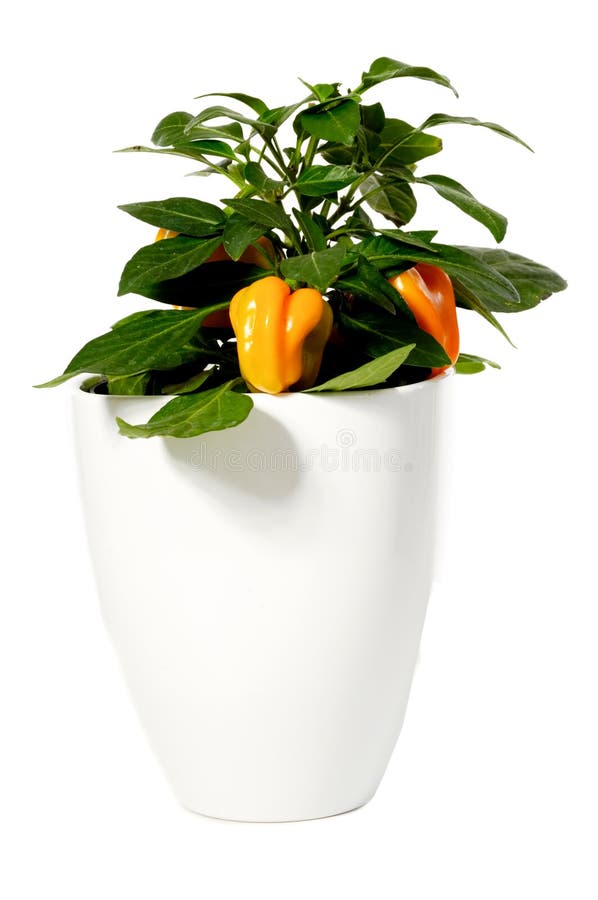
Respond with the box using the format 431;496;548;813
38;57;567;438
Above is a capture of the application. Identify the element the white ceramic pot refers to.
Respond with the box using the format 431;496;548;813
73;372;452;822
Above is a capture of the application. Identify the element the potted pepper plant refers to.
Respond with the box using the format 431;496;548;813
38;57;566;822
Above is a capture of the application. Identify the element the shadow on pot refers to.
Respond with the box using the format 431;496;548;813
164;406;302;505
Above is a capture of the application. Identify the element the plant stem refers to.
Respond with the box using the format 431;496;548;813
299;135;319;176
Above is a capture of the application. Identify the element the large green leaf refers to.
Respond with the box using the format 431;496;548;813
116;380;253;439
295;164;359;196
420;114;532;151
357;57;458;96
456;247;567;311
417;175;508;242
357;236;521;310
130;261;265;306
377;118;442;166
118;235;223;296
37;309;222;386
280;245;346;292
118;197;225;236
361;175;417;226
307;345;415;391
222;198;295;238
298;99;361;144
340;309;450;368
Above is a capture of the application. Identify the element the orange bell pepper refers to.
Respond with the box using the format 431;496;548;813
230;275;333;394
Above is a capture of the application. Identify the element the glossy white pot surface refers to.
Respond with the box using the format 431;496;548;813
73;374;452;822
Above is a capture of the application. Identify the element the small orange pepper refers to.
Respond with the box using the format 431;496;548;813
389;263;459;373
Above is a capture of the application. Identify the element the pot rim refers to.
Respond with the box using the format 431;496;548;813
74;367;454;400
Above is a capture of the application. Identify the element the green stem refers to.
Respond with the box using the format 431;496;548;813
269;135;288;168
299;135;319;175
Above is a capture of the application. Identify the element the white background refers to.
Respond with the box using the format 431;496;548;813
2;1;597;897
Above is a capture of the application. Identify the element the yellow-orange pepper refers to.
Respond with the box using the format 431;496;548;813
389;263;459;373
230;276;333;394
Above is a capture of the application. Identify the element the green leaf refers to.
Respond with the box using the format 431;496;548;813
455;247;567;311
107;372;151;395
37;309;221;387
222;215;268;261
455;353;501;374
111;310;156;329
151;111;194;146
280;244;347;292
376;229;439;252
118;197;225;237
452;279;514;344
298;80;341;102
152;111;244;146
195;92;268;116
161;370;212;394
118;235;223;296
185;105;258;132
307;345;416;391
417;174;508;242
337;257;415;317
179;123;244;143
361;175;417;226
340;309;450;368
320;143;354;166
259;101;309;130
357;236;521;311
117;142;236;163
421;114;533;152
361;102;386;134
357;57;458;97
179;139;238;160
243;162;284;195
377;119;442;166
131;261;265;306
293;209;327;251
298;99;361;144
80;376;106;393
409;230;439;242
294;164;359;197
222;198;295;238
116;380;253;439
